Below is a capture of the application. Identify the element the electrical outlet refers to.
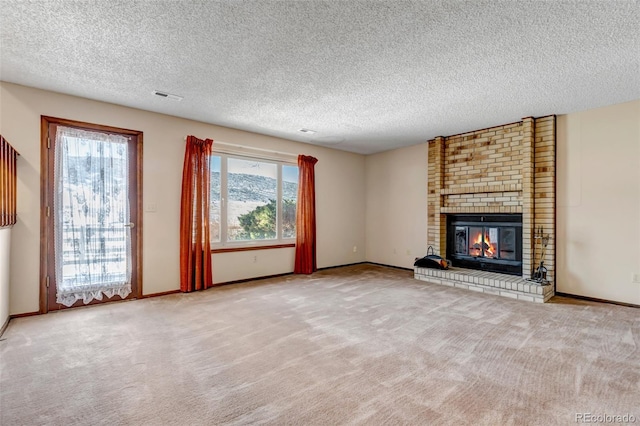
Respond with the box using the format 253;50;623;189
145;202;157;213
633;273;640;284
393;248;397;254
406;249;411;256
253;255;257;263
353;246;357;253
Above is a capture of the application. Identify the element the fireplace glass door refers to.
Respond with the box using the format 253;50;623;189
448;214;522;275
455;226;514;260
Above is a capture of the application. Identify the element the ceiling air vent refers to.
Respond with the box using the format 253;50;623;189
153;90;183;101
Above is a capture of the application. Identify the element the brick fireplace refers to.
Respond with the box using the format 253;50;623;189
414;116;556;302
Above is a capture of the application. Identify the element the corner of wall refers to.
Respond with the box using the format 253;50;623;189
0;227;11;333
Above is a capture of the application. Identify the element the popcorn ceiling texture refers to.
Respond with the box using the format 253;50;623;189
0;1;638;154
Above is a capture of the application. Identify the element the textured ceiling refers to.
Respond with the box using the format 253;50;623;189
1;1;639;154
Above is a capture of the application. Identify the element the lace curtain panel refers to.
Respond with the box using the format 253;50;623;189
54;126;132;307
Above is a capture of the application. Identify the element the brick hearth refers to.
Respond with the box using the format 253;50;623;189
415;267;553;303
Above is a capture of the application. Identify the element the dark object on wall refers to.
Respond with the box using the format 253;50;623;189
414;246;451;270
1;135;19;228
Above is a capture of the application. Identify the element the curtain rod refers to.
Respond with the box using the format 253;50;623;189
184;136;298;159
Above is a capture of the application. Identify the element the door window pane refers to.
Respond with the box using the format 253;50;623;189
500;227;516;260
469;227;483;257
454;226;467;255
484;227;498;258
54;126;132;306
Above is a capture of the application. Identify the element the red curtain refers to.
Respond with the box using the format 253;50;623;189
294;155;318;274
180;135;213;292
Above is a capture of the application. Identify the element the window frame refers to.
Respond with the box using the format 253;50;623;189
210;151;298;252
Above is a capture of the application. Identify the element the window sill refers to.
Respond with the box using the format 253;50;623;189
211;243;295;254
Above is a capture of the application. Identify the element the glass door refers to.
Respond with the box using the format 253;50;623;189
42;118;142;311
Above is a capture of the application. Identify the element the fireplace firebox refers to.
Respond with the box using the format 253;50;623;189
446;214;522;276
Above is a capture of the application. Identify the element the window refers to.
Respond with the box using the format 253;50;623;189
210;153;298;248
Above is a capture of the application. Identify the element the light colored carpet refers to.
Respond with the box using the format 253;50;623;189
1;264;638;425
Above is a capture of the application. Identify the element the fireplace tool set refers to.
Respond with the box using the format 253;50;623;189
527;226;551;285
414;246;451;270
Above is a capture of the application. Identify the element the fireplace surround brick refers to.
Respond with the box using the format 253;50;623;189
421;116;556;302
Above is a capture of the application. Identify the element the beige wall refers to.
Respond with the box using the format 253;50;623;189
557;100;640;305
365;101;640;305
0;82;366;315
365;143;428;268
2;80;637;312
0;228;10;329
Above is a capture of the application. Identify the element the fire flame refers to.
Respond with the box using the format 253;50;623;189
470;230;496;258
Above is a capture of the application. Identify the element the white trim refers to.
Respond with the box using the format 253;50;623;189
210;152;299;249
